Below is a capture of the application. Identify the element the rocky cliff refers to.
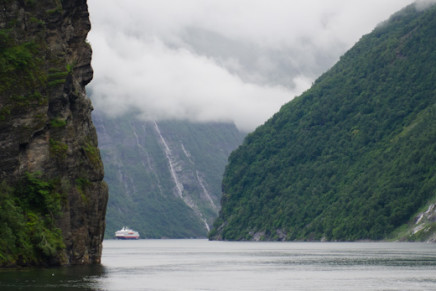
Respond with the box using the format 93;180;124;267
400;202;436;242
0;0;107;266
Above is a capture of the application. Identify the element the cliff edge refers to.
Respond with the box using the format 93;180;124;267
0;0;107;266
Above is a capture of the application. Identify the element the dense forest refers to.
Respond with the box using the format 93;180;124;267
209;3;436;241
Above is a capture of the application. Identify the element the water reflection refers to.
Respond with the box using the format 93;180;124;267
0;264;105;290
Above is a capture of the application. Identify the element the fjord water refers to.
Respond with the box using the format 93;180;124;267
1;240;436;290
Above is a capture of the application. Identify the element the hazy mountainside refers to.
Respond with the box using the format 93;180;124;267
210;3;436;242
92;110;245;238
0;0;107;266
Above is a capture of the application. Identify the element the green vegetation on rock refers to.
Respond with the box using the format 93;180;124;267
210;4;436;241
0;0;107;266
0;29;46;113
0;173;65;266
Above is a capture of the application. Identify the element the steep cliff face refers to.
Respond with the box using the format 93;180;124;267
0;0;107;266
92;110;244;238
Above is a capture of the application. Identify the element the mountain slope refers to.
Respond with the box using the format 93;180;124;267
92;111;245;238
209;3;436;241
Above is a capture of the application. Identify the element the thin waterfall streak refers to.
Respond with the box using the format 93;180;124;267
153;121;184;199
196;171;218;212
153;121;211;232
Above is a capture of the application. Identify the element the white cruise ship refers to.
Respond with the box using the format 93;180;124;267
115;226;140;239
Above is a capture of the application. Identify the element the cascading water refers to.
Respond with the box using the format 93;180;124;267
181;143;194;164
196;171;218;213
153;121;211;232
153;121;184;199
130;121;147;169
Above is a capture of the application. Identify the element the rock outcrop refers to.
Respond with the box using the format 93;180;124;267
404;203;436;242
0;0;107;266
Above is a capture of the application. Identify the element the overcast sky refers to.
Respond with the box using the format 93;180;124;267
87;0;423;131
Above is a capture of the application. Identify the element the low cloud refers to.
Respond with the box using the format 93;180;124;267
88;0;413;131
90;34;306;130
415;0;436;10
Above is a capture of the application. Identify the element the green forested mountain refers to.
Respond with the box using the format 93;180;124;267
92;111;245;238
209;3;436;241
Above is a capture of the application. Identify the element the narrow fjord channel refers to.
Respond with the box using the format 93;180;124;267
1;240;436;290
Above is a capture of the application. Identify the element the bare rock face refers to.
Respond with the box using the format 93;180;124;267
410;203;436;242
0;0;107;265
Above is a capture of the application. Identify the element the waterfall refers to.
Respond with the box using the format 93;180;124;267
181;143;194;164
196;171;218;213
130;121;147;169
153;121;184;199
153;121;210;232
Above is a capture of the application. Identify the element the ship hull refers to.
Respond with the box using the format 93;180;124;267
115;236;139;240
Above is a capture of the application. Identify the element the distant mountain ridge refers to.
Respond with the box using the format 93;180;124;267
92;111;245;238
209;3;436;242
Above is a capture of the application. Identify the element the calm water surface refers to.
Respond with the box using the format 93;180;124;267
1;240;436;290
